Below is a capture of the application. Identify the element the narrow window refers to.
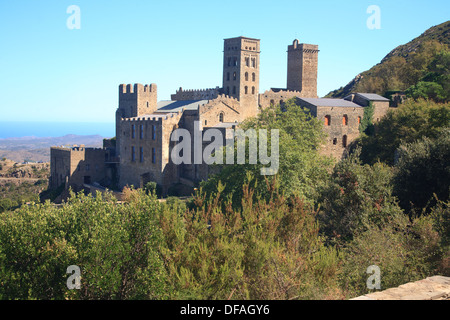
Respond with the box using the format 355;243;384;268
227;57;231;66
232;86;236;94
140;147;144;163
140;124;144;139
343;115;348;126
152;148;156;164
219;112;224;122
233;57;238;66
204;120;207;125
252;86;255;94
324;115;331;126
152;125;156;140
226;87;230;95
245;72;248;81
245;86;248;94
233;72;237;80
227;72;230;81
342;135;348;148
252;72;256;81
85;164;90;171
131;146;136;162
132;124;136;139
358;116;361;124
245;57;250;66
251;58;256;68
333;138;337;145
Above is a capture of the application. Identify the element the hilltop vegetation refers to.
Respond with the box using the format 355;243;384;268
327;21;450;102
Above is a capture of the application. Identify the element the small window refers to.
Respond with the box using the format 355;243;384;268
152;148;156;164
333;138;337;145
245;86;248;94
270;99;275;106
227;72;230;81
140;124;144;139
226;87;230;95
131;124;136;139
358;116;361;124
343;115;348;126
152;125;156;140
85;164;90;171
232;86;236;94
252;72;256;82
252;86;255;94
245;72;248;81
251;58;256;68
325;115;331;126
204;120;207;125
219;113;224;122
245;57;250;67
131;146;136;162
140;147;144;163
233;72;237;80
343;135;348;148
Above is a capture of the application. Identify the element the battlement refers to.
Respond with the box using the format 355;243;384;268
288;40;319;53
121;112;181;122
119;83;157;94
171;86;221;101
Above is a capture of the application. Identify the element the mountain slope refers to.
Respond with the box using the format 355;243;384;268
326;20;450;100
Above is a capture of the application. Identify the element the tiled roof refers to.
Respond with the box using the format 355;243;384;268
299;98;362;108
353;93;390;101
156;100;208;112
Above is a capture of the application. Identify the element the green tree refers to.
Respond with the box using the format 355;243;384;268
358;99;450;165
393;129;450;215
318;149;403;243
201;98;333;209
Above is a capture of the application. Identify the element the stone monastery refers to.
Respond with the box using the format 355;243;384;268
50;36;391;197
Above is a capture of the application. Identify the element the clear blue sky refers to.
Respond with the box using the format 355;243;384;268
0;0;448;123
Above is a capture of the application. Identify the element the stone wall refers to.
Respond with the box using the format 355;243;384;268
287;40;319;98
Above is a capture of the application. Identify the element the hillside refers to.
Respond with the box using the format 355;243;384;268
326;20;450;100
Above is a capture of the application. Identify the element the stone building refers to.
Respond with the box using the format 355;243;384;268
50;36;391;196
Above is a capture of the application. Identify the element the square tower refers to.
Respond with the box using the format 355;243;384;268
287;39;319;98
222;36;260;118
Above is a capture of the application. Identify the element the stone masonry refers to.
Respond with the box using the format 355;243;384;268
50;36;392;196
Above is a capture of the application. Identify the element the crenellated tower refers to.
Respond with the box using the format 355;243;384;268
222;36;260;118
287;39;319;97
115;83;157;157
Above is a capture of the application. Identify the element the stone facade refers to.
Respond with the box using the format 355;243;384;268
50;36;392;196
50;146;105;191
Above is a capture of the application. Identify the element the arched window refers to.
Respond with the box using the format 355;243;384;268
219;113;224;122
245;72;248;81
252;72;256;81
245;86;248;94
342;135;348;148
358;116;361;124
245;57;250;67
343;114;348;126
232;86;236;94
233;72;237;80
226;87;230;95
324;115;331;126
252;86;255;94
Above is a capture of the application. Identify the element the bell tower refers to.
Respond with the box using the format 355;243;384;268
222;36;260;118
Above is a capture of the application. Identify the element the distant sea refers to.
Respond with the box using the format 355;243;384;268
0;121;115;139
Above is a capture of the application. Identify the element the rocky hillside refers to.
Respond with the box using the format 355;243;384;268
326;20;450;100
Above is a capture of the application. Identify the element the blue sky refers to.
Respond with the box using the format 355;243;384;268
0;0;448;124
